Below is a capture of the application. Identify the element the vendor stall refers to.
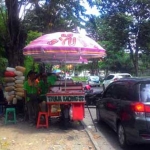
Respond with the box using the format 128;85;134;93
23;31;106;127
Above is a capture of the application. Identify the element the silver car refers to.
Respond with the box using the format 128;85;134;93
102;73;132;90
86;76;100;87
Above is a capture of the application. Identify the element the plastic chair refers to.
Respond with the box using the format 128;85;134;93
36;112;48;128
5;107;16;124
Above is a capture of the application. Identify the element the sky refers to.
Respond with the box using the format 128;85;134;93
79;0;100;35
80;0;99;16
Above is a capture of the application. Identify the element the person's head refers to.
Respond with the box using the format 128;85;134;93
27;70;36;81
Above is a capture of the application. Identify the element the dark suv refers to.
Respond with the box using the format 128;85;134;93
96;78;150;147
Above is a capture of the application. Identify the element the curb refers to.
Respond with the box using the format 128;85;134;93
81;121;100;150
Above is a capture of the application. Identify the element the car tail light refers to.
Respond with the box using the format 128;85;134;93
145;105;150;113
131;102;145;112
131;102;150;113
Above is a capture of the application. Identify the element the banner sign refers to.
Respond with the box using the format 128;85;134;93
47;95;85;102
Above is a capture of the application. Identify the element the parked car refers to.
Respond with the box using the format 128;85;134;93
102;73;132;90
86;76;100;87
96;78;150;147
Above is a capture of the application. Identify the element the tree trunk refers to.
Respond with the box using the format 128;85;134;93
128;40;139;76
5;0;26;67
130;52;138;76
134;50;139;76
90;59;99;75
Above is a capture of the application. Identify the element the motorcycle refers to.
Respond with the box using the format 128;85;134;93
84;84;102;105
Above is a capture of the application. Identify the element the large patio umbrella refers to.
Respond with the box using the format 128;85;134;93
23;32;106;62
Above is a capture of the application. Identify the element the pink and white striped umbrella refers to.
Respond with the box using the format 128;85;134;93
23;32;106;62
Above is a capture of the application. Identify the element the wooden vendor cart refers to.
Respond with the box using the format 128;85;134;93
46;82;85;127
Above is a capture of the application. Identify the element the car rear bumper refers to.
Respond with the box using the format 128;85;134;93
126;129;150;144
129;136;150;144
89;82;100;86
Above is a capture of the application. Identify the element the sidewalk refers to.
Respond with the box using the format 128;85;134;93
83;107;116;150
0;115;95;150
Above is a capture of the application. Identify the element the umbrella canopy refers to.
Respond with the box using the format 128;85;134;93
23;32;106;62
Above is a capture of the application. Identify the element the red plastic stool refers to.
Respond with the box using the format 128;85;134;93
36;112;49;128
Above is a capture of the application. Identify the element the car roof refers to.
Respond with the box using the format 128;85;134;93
108;73;131;76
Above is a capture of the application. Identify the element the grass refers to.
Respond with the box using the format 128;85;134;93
72;76;88;82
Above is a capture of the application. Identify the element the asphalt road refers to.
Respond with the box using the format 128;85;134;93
83;86;150;150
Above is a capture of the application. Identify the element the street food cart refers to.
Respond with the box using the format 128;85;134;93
23;31;106;127
46;82;85;121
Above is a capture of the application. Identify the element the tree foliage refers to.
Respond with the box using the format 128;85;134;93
0;0;91;68
26;30;42;44
0;0;27;67
85;14;133;75
23;0;89;33
24;30;42;76
1;0;150;76
0;3;8;82
95;0;150;76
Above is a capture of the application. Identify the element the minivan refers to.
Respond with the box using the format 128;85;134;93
96;78;150;147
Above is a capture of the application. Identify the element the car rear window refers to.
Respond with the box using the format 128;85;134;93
105;75;114;80
119;75;131;78
140;83;150;102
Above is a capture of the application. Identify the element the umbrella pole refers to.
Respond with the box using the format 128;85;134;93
65;54;66;92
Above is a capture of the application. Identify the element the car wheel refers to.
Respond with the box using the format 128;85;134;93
117;123;128;148
96;107;102;123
